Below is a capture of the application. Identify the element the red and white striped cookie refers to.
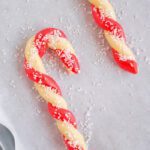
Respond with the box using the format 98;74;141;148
24;28;87;150
89;0;138;74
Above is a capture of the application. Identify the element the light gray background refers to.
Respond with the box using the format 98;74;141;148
0;0;150;150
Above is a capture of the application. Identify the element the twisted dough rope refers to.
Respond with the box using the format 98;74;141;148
89;0;138;74
24;28;87;150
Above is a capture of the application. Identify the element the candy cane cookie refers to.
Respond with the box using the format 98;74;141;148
24;28;87;150
89;0;138;74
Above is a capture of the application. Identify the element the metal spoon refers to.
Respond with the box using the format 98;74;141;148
0;123;15;150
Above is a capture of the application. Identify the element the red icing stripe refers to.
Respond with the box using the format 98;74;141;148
91;5;138;74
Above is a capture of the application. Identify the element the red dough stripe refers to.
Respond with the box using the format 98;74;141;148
64;138;84;150
24;60;62;95
112;49;138;74
48;103;77;128
34;28;66;57
56;49;80;74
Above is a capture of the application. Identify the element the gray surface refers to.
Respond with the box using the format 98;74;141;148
0;124;15;150
0;0;150;150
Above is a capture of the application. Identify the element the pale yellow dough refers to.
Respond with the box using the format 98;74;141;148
89;0;117;19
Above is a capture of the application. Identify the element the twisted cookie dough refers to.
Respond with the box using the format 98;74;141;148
89;0;138;74
24;28;87;150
